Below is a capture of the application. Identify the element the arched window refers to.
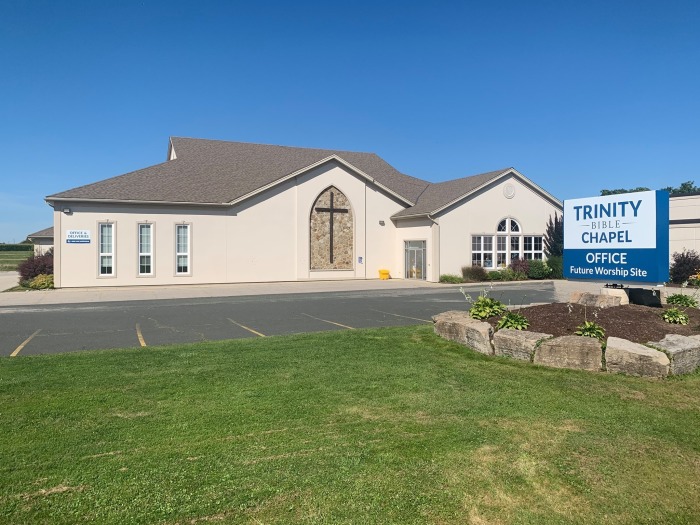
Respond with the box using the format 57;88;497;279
310;186;354;270
471;218;543;269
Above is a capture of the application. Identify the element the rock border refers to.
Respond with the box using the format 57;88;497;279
432;310;700;379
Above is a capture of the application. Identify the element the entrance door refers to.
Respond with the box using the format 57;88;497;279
404;240;426;280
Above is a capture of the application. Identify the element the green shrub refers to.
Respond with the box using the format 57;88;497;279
461;265;488;282
469;296;507;320
547;256;563;279
499;268;527;281
662;307;689;325
18;250;53;282
486;271;503;281
575;321;606;341
28;274;54;290
496;311;530;330
667;293;698;308
527;259;552;280
439;274;463;284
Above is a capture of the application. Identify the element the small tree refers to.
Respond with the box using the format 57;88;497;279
669;249;700;284
543;212;563;257
18;249;53;283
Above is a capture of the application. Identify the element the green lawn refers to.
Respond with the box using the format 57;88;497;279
1;326;699;524
0;251;31;271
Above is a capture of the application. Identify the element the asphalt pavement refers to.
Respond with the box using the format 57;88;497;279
0;278;606;357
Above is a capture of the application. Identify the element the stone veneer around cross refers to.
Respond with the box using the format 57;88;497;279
310;186;354;270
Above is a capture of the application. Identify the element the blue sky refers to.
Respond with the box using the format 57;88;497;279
1;0;698;242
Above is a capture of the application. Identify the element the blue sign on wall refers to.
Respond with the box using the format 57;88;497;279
563;190;669;283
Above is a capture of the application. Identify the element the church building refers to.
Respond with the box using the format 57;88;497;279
46;137;562;288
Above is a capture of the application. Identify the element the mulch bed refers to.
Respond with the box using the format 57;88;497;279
487;303;700;344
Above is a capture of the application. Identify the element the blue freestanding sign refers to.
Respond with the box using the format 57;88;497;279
563;190;669;283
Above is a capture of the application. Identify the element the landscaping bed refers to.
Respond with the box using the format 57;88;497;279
490;303;700;344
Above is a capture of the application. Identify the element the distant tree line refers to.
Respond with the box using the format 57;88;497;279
600;181;700;197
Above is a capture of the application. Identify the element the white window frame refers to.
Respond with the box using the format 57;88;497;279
471;235;494;268
138;223;154;276
175;224;191;276
471;218;546;269
98;222;115;277
523;235;544;260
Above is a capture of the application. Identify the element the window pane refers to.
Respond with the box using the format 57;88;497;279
497;236;506;251
139;225;151;253
483;236;493;251
472;236;481;251
534;236;543;251
497;220;507;232
177;255;189;273
510;220;520;232
140;255;151;274
511;237;520;251
524;237;533;251
100;255;113;275
472;253;482;266
100;224;112;253
483;253;493;267
497;253;507;266
177;225;188;253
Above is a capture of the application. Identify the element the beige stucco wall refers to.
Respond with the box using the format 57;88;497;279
435;175;562;276
53;161;407;288
32;240;54;255
670;195;700;257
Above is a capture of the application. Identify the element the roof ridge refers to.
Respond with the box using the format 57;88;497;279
171;136;376;156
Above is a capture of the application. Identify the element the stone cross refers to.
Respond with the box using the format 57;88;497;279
314;191;349;263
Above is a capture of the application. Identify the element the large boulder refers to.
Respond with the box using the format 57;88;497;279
534;335;603;372
569;292;621;309
605;337;669;378
647;334;700;375
493;329;553;362
432;310;493;355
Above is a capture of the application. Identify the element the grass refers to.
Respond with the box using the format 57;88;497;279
0;251;31;271
1;326;699;524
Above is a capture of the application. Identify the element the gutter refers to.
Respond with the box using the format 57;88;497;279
45;197;233;208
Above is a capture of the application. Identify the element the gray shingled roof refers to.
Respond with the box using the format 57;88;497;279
47;138;430;206
46;138;535;219
27;226;54;238
391;169;512;218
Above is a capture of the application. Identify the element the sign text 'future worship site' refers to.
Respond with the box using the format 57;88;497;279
563;190;669;283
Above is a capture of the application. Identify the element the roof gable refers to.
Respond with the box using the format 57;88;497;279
391;168;562;219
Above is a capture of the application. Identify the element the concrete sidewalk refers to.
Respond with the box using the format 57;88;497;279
0;276;609;307
0;272;19;293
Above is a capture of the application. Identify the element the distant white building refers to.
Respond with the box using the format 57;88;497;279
45;137;562;288
670;194;700;257
27;226;54;255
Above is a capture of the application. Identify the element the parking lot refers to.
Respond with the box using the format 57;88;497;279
0;283;566;356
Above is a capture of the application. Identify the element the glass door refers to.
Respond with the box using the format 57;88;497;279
404;240;426;280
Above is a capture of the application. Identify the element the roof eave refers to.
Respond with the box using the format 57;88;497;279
45;197;231;207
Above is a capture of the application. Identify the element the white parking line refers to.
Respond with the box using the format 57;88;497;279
370;309;432;323
11;329;42;357
301;313;355;330
228;318;266;337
